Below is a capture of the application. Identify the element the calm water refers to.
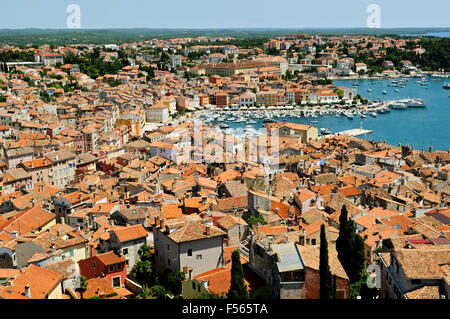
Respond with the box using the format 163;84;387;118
216;77;450;151
400;32;450;38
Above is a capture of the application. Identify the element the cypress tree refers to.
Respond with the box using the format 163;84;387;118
319;224;332;299
336;205;351;277
331;275;338;299
227;250;249;299
336;205;366;284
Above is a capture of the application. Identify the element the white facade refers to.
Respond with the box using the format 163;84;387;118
146;105;169;123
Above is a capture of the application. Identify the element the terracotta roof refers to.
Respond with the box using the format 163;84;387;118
394;249;450;281
168;220;226;243
112;224;147;243
82;277;115;299
406;285;441;299
337;186;362;197
95;251;127;266
0;264;62;299
0;206;56;236
296;244;348;280
217;215;248;230
212;195;247;211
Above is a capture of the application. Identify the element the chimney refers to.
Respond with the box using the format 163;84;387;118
205;225;211;236
51;243;56;253
24;284;31;298
11;231;18;239
76;224;81;232
155;215;160;227
57;229;61;236
429;146;433;153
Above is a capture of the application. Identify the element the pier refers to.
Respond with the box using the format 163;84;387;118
331;128;373;137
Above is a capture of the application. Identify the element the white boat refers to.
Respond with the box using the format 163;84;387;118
370;112;377;117
382;90;387;95
391;102;408;110
367;88;372;92
320;128;332;135
405;98;426;108
395;89;400;92
444;82;450;89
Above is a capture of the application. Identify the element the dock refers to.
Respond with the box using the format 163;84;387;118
331;128;373;137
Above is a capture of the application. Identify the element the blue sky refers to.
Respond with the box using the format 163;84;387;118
1;0;449;29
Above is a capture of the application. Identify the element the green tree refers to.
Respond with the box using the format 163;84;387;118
331;275;338;299
247;214;266;228
167;271;186;296
132;260;152;287
196;292;225;299
227;250;249;299
138;243;152;262
319;224;333;299
336;205;365;287
78;276;88;299
149;285;166;299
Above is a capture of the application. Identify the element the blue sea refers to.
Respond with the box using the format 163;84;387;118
218;77;450;151
399;32;450;38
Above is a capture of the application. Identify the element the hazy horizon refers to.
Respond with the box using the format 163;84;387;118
1;0;449;29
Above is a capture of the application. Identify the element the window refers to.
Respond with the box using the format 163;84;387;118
109;265;114;272
112;276;121;288
196;254;202;260
117;263;123;271
311;239;316;245
192;282;196;290
168;259;171;266
122;248;128;255
187;249;192;257
69;250;74;257
92;261;96;269
167;244;170;251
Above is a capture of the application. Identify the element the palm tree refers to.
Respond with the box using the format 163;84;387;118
79;276;88;299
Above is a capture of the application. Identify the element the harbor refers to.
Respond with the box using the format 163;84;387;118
195;76;450;151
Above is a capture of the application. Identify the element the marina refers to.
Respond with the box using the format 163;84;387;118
197;76;450;151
